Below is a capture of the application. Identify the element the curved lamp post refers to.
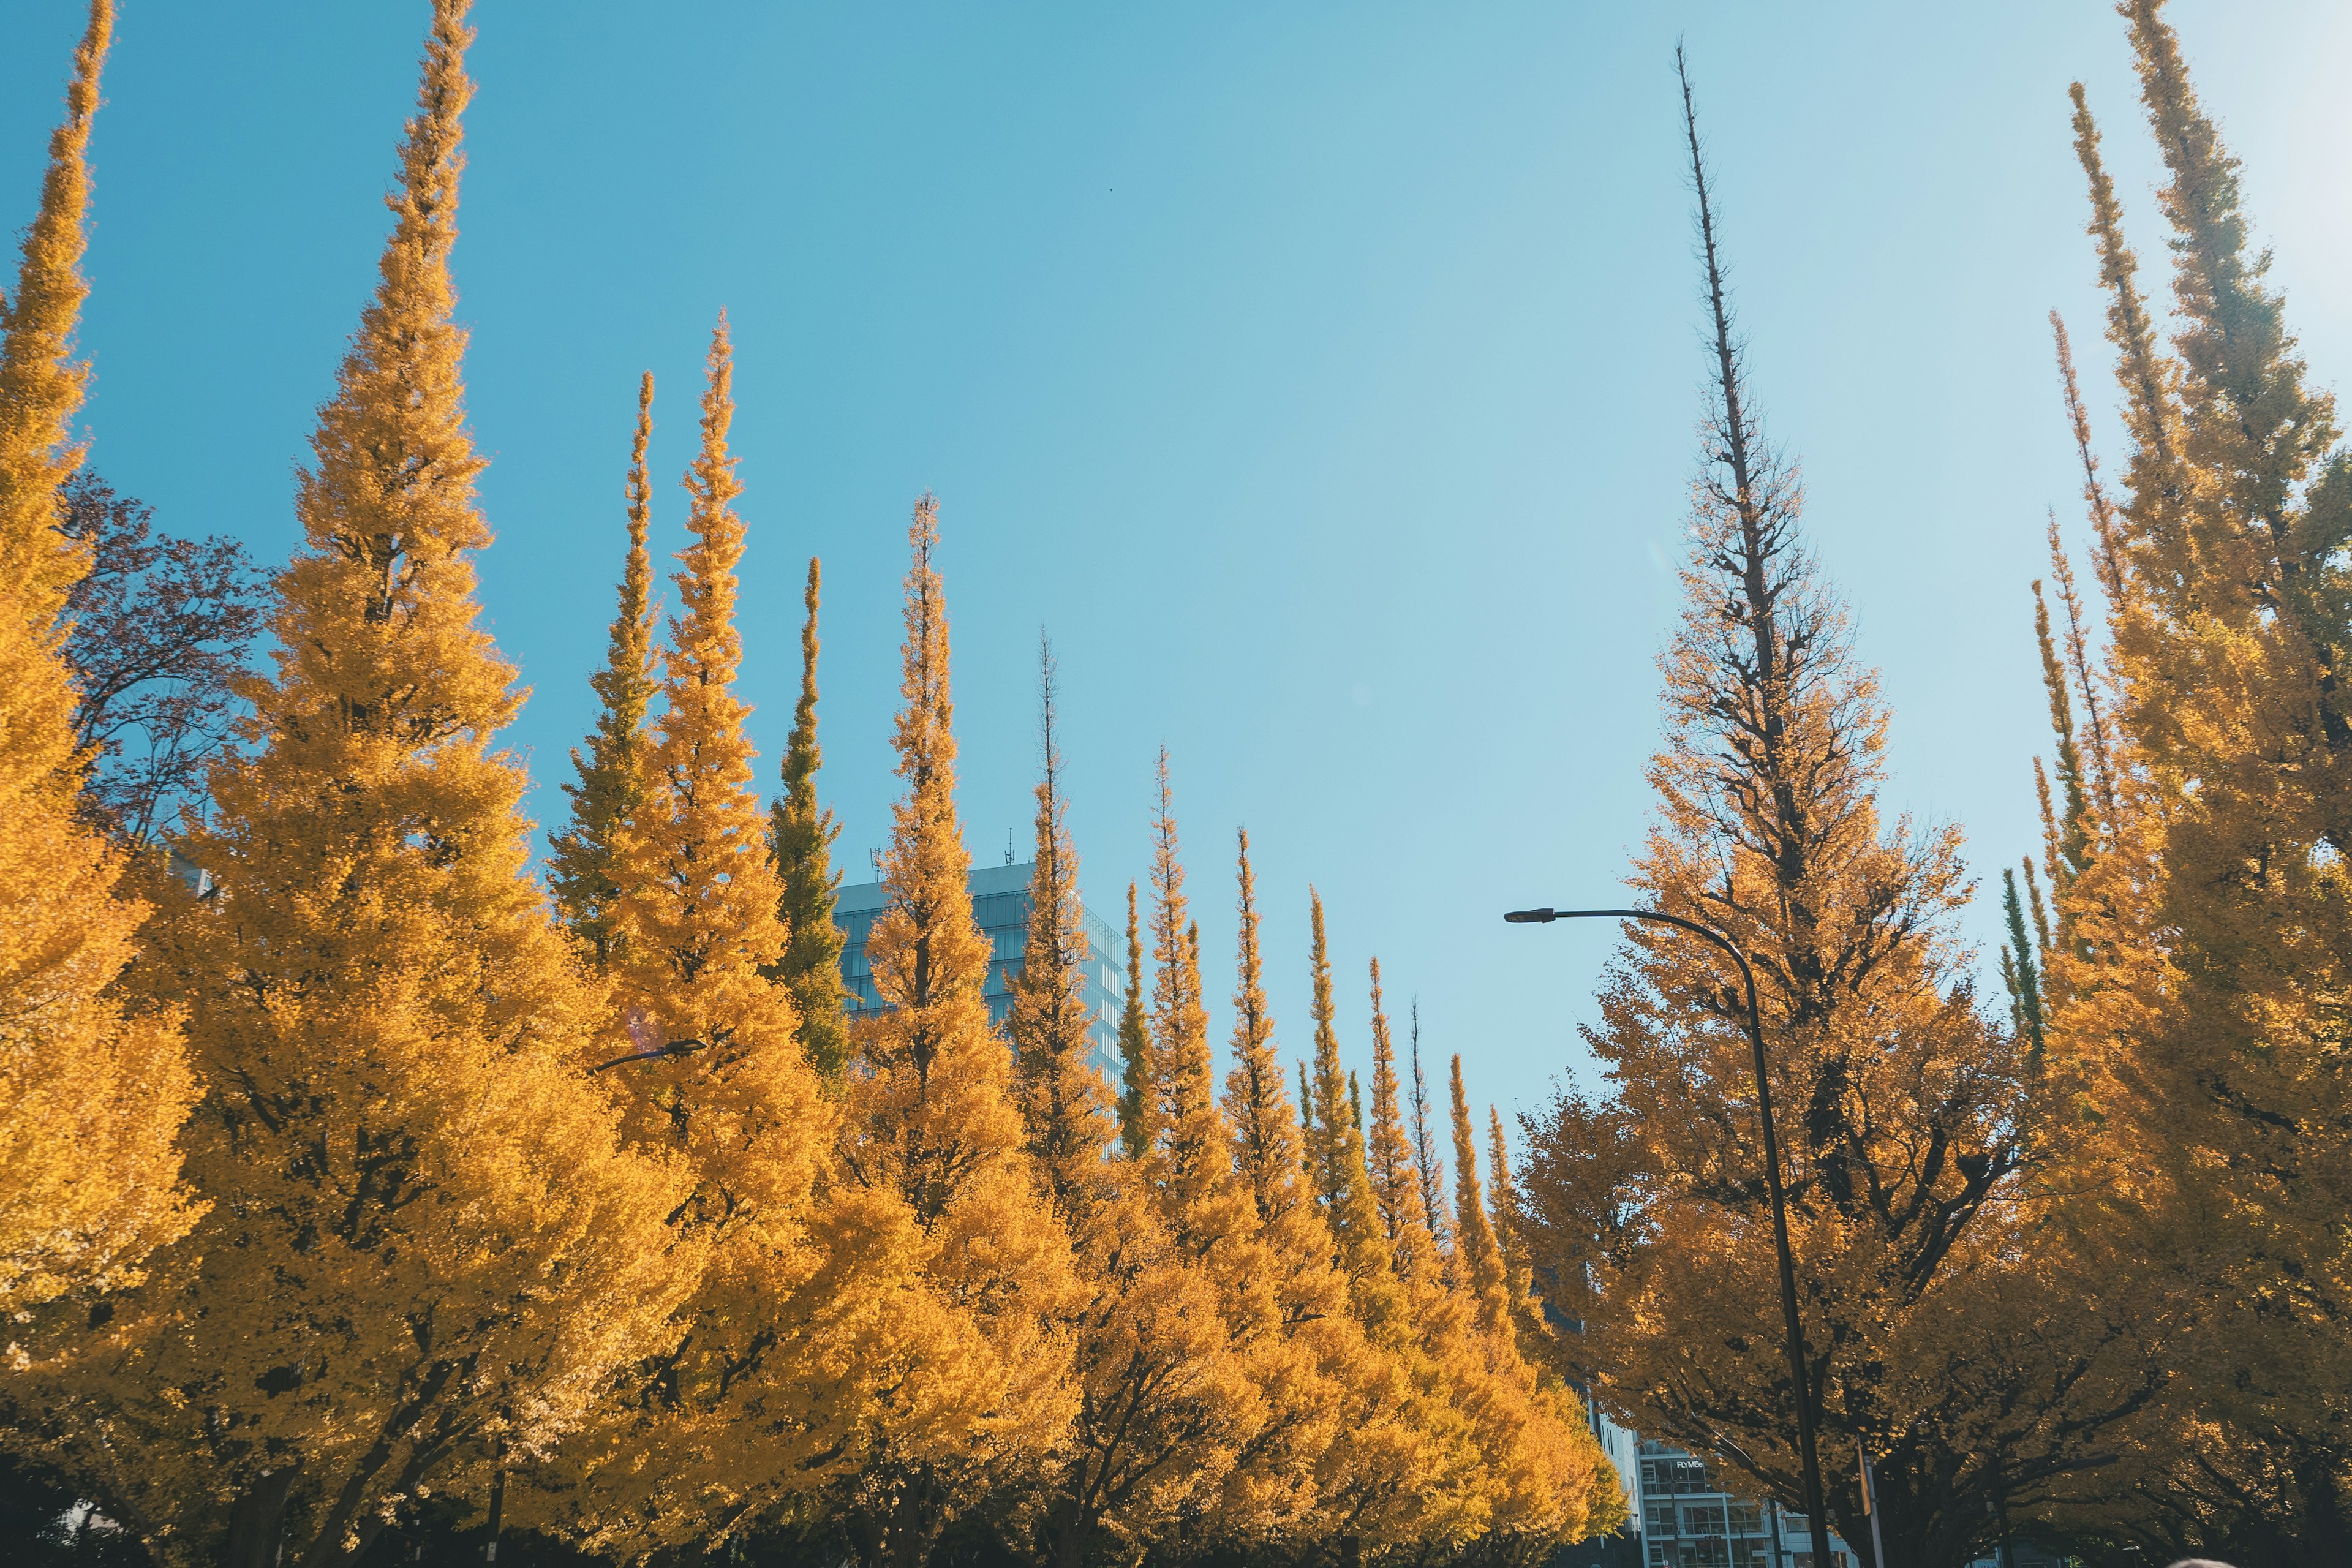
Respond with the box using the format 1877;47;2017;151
589;1038;706;1074
1504;906;1834;1568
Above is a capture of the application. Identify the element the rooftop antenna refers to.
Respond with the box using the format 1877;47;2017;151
870;848;883;879
1006;827;1016;865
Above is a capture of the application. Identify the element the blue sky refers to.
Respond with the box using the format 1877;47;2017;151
3;1;2346;1134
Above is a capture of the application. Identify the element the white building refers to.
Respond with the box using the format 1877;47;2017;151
1611;1426;1858;1568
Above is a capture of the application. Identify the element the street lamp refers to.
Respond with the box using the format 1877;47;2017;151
1504;906;1836;1568
589;1038;705;1074
590;1008;708;1075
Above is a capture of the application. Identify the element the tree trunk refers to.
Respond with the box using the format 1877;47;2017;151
2295;1460;2350;1568
1050;1499;1098;1568
887;1477;949;1568
221;1468;295;1568
843;1468;952;1568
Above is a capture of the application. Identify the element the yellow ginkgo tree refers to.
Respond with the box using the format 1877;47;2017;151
826;498;1084;1568
0;0;197;1340
45;7;688;1562
532;320;851;1556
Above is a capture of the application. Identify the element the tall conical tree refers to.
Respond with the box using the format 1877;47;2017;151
1142;753;1191;1164
1270;944;1447;1562
1213;830;1354;1544
60;9;686;1561
828;497;1080;1568
1144;751;1245;1231
1303;889;1387;1298
0;0;104;624
1295;905;1513;1561
1515;51;2144;1568
769;555;851;1078
1009;634;1115;1225
1224;831;1306;1237
1448;1079;1620;1554
548;371;658;970
2124;0;2340;614
1115;880;1150;1161
1011;746;1257;1568
2068;81;2185;520
607;319;808;1100
2043;496;2118;816
1140;758;1273;1414
1362;959;1438;1280
2041;7;2352;1553
1448;1060;1511;1338
1484;1104;1552;1354
548;318;846;1555
1380;1050;1608;1556
2032;575;2094;884
2051;310;2128;605
1406;1004;1450;1252
1297;1060;1314;1170
1998;865;2046;1061
0;0;197;1331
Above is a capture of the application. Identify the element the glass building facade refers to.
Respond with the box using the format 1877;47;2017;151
1630;1441;1855;1568
834;861;1128;1077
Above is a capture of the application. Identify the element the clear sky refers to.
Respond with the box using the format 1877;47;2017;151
2;1;2346;1137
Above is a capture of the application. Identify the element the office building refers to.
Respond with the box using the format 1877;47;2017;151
834;860;1129;1078
1627;1438;1856;1568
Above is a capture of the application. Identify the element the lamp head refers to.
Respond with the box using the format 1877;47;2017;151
1503;908;1557;924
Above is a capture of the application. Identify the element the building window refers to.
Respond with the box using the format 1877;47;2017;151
1645;1502;1678;1538
1683;1502;1728;1538
1728;1504;1765;1536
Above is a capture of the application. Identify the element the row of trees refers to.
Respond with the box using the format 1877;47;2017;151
0;4;1623;1565
1514;6;2352;1567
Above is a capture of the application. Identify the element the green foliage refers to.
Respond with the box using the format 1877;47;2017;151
768;556;852;1078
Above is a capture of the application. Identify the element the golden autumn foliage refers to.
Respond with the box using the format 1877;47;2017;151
1449;1064;1513;1344
1438;1062;1621;1553
1128;760;1286;1537
826;497;1082;1568
19;1;2335;1562
529;322;846;1556
605;320;815;1176
1514;51;2156;1568
1302;892;1385;1307
1296;892;1482;1557
548;372;660;971
1264;896;1616;1563
2028;2;2352;1556
1361;962;1436;1285
1355;968;1612;1558
1140;758;1262;1273
0;0;196;1333
1005;723;1250;1568
1008;638;1115;1229
1221;833;1307;1254
1215;829;1352;1544
24;9;690;1562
